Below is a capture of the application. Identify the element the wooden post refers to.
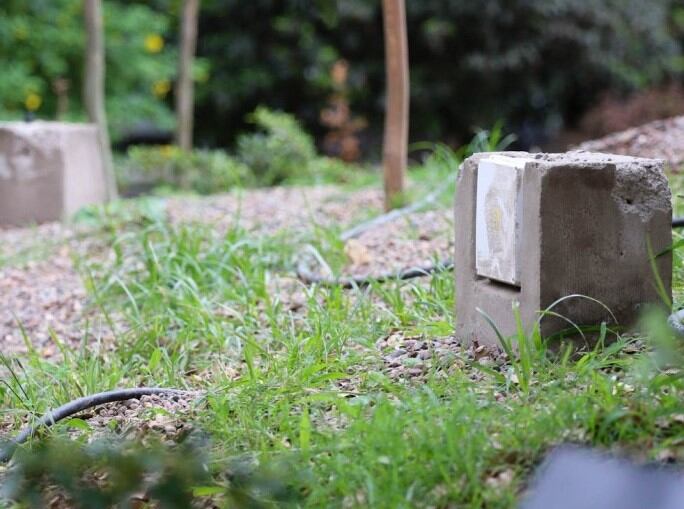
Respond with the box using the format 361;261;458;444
381;0;409;210
84;0;118;200
175;0;200;151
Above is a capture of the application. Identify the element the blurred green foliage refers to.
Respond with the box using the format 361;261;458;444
117;108;369;194
1;437;305;508
1;0;682;150
120;145;252;194
0;0;176;139
236;107;317;185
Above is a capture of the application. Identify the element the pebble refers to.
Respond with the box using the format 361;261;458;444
387;349;406;359
478;357;496;368
418;350;432;360
377;333;506;381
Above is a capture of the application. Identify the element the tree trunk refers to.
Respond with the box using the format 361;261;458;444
176;0;200;151
84;0;118;200
381;0;409;211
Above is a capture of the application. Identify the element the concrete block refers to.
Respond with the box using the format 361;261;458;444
455;151;672;346
0;121;108;226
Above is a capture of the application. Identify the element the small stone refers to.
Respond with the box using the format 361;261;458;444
406;339;425;350
478;357;495;368
387;349;406;359
418;350;432;360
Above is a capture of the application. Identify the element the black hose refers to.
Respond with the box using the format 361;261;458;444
1;387;195;463
297;259;454;288
297;181;456;286
340;182;451;242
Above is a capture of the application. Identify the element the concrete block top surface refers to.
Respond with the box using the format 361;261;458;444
0;120;97;134
470;150;670;218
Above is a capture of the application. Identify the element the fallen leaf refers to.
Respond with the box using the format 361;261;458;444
344;239;372;266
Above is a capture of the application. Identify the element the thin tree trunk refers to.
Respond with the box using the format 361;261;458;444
84;0;118;200
176;0;200;151
381;0;409;211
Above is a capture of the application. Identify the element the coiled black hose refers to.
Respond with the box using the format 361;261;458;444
0;388;196;463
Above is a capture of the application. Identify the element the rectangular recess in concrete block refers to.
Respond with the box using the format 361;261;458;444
475;155;530;286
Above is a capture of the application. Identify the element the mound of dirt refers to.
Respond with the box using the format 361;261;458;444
576;116;684;172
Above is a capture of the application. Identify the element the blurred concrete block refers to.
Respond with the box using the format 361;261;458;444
521;446;684;509
0;121;107;226
455;151;672;346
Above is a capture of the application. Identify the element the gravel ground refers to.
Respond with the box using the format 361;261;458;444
0;393;203;509
0;186;448;361
337;209;452;279
0;243;116;358
375;331;505;382
166;185;384;234
0;182;484;445
576;116;684;171
81;392;201;441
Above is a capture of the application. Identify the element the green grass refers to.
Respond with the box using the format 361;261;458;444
3;169;684;507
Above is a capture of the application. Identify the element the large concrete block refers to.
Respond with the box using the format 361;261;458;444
455;151;672;346
0;121;108;226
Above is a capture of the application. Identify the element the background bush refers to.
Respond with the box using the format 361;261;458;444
236;107;317;185
117;108;367;192
119;145;252;195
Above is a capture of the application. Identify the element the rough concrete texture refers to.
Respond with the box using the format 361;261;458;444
455;151;672;346
0;121;107;226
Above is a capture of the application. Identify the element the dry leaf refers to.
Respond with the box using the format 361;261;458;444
344;239;372;265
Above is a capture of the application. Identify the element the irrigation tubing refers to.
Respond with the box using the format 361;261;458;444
297;179;457;287
0;388;196;463
296;258;455;289
339;181;452;242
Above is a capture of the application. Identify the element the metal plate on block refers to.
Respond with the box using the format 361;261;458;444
475;156;528;286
